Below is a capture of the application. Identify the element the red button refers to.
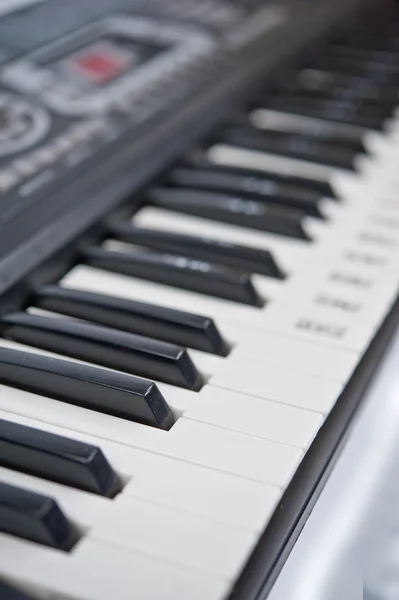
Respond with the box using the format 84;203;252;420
71;46;130;83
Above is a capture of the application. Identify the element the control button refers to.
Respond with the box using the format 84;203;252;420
0;93;50;156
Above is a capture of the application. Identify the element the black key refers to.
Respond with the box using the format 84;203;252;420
296;69;399;109
249;111;366;152
168;166;326;217
0;313;202;392
0;481;76;550
34;285;229;356
83;245;264;307
0;581;36;600
327;45;399;71
220;126;357;171
310;54;399;86
149;187;310;240
0;346;173;428
110;222;285;278
183;158;337;199
0;418;120;497
260;95;388;130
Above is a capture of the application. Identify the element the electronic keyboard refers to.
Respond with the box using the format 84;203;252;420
0;0;398;599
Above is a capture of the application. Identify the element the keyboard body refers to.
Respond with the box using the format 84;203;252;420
0;1;398;599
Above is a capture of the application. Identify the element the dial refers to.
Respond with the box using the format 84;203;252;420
0;93;50;157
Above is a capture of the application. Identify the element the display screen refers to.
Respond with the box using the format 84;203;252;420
61;38;167;87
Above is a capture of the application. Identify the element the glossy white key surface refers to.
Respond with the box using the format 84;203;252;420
0;536;229;600
231;331;360;382
210;356;343;414
184;386;323;448
2;38;399;600
91;495;258;579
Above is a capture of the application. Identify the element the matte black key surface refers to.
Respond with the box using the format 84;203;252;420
0;418;120;497
111;222;284;278
34;285;228;356
0;313;202;391
0;581;36;600
168;166;325;217
220;126;357;171
0;347;173;428
149;187;310;240
327;45;399;71
260;96;388;130
296;69;399;108
310;54;399;86
0;481;75;550
84;245;264;306
183;160;337;199
272;80;397;112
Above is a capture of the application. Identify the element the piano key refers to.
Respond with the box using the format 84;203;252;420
0;465;110;530
109;221;284;278
168;165;326;216
0;312;203;391
0;481;76;550
161;418;303;487
90;495;258;580
308;54;399;85
0;406;281;532
133;206;311;274
61;264;266;329
0;330;325;450
294;68;399;106
182;387;323;448
122;452;280;532
232;331;360;383
169;163;334;206
0;536;230;600
208;143;340;183
58;266;364;383
0;418;120;497
259;303;376;352
0;580;37;600
0;346;173;428
264;83;397;114
325;44;399;70
250;108;369;152
148;187;310;239
209;356;343;415
34;285;229;356
219;126;358;171
185;151;338;198
0;401;303;487
83;244;264;306
258;95;389;130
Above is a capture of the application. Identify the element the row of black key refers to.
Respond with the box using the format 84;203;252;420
2;6;399;560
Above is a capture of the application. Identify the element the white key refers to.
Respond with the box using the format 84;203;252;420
163;418;303;487
250;108;370;140
208;143;340;181
91;495;258;580
0;402;302;487
0;466;109;530
183;386;323;448
62;265;263;326
210;357;343;414
133;206;309;274
0;402;280;533
104;237;283;302
0;536;229;600
232;331;360;383
123;454;280;533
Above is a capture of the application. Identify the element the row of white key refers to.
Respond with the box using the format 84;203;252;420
1;93;399;600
